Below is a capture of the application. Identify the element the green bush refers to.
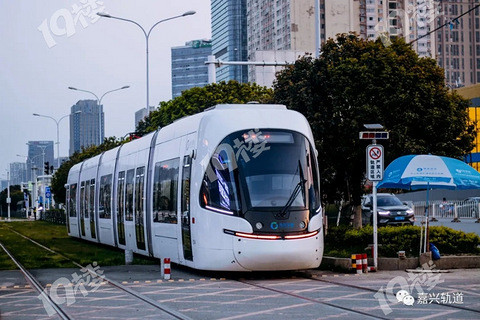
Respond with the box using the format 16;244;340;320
40;209;66;225
430;226;480;254
378;226;421;257
325;225;480;258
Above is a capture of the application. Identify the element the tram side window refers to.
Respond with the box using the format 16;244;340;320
84;180;90;218
99;174;112;219
200;148;240;214
153;159;179;223
135;166;146;250
66;185;70;217
80;181;85;218
117;171;125;220
125;169;135;221
89;179;95;218
135;167;145;220
69;184;77;217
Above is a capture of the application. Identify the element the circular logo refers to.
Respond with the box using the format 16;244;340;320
270;222;278;230
417;168;423;172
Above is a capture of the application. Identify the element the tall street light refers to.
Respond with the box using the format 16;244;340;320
97;11;196;117
17;153;42;217
4;170;10;221
68;86;129;145
33;111;81;168
26;143;47;211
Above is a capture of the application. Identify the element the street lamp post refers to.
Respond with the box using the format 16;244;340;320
97;10;195;117
68;86;129;145
17;153;42;217
33;112;80;168
38;145;47;212
6;170;10;221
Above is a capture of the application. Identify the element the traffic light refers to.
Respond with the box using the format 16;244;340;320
44;161;49;174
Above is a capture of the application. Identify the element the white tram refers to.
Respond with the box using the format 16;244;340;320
66;104;324;271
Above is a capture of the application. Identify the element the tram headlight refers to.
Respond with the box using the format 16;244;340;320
299;221;306;228
255;222;263;230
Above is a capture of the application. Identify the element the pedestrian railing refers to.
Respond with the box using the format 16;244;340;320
412;200;480;221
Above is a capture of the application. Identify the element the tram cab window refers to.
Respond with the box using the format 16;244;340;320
99;174;112;219
153;159;179;223
200;129;321;216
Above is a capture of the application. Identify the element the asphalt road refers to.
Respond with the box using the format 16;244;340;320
414;217;480;236
0;265;479;319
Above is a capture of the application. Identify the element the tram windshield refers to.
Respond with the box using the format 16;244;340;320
200;129;320;216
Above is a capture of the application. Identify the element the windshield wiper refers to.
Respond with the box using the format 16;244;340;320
279;161;307;218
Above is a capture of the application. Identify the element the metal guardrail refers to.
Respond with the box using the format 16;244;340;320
412;200;480;220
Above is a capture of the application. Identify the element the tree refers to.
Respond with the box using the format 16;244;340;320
137;81;274;133
51;137;124;204
273;34;475;220
0;185;23;214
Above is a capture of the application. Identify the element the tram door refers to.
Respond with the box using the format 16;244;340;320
116;171;126;247
123;169;136;251
80;179;96;241
79;182;86;237
180;135;195;261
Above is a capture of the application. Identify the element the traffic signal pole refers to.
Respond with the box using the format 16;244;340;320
360;125;389;271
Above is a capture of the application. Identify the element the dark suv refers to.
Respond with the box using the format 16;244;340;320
362;193;415;226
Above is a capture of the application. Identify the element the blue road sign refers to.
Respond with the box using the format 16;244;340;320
45;186;51;199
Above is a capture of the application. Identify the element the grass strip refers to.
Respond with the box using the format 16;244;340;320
0;223;77;269
3;221;155;268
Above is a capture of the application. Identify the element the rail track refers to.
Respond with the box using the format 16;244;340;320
2;224;480;319
0;226;192;320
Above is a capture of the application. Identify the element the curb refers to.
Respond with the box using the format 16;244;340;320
321;255;480;272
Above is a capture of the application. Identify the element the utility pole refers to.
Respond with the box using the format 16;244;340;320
360;124;389;271
6;171;11;221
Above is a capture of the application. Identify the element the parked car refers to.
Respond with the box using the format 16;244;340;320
456;197;480;218
362;193;415;226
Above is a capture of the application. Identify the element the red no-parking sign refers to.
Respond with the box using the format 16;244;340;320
367;144;384;181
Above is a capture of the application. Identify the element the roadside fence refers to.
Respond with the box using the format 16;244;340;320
412;200;480;221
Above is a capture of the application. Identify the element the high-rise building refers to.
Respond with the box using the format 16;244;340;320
9;162;26;186
246;0;317;85
27;141;54;181
456;83;480;170
247;0;317;55
322;0;479;87
357;0;437;58
70;100;103;155
322;0;361;40
171;39;212;98
134;106;157;130
211;0;248;83
435;0;480;87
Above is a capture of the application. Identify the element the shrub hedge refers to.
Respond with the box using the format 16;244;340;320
40;209;66;225
325;225;480;258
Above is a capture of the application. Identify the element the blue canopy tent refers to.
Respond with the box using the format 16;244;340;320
378;154;480;254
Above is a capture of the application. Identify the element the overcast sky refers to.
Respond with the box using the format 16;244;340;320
0;0;211;176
